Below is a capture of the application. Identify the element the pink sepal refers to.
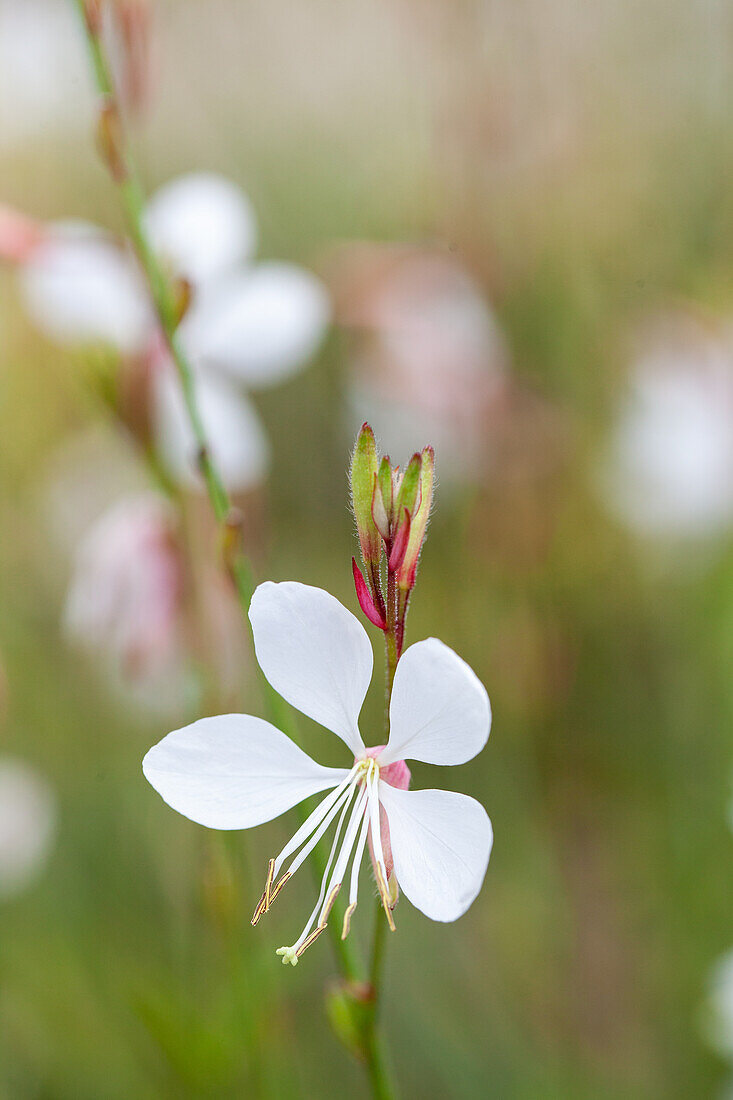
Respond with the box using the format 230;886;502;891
352;557;387;630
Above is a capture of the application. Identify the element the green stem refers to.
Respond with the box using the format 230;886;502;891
74;0;365;1043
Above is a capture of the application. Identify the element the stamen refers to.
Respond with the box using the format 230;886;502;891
276;782;358;961
254;773;359;926
271;766;358;878
367;769;396;931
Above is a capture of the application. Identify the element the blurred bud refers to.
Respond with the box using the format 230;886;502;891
350;423;381;570
114;0;151;114
171;275;192;328
83;0;103;35
396;446;434;591
96;99;127;182
220;507;245;578
325;979;374;1062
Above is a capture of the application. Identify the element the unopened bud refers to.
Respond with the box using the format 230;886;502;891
397;446;434;590
325;979;374;1062
171;276;192;328
370;473;390;540
221;507;245;576
350;423;381;569
96;99;127;182
395;452;421;521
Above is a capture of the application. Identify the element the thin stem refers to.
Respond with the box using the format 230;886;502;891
74;0;365;1036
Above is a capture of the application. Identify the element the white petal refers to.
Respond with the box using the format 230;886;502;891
378;785;492;922
249;581;371;755
143;714;348;830
380;638;490;766
20;221;151;354
144;173;257;283
153;366;270;492
183;262;330;388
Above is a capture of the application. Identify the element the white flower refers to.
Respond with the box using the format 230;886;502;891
19;173;330;492
601;312;733;539
0;758;56;900
21;220;153;355
0;0;90;150
143;581;493;964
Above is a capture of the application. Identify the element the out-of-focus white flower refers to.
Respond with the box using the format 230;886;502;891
144;172;257;285
64;493;184;682
601;312;733;540
21;221;152;354
330;243;507;482
0;759;56;900
144;580;493;965
152;367;270;494
17;173;330;492
0;0;90;150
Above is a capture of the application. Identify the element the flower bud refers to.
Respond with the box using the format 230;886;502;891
396;445;434;590
395;452;421;521
96;99;127;182
350;423;381;570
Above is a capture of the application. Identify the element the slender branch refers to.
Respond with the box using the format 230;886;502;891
72;0;363;987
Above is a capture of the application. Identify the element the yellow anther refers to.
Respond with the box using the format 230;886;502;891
341;901;357;940
320;883;341;925
295;924;327;958
375;862;396;932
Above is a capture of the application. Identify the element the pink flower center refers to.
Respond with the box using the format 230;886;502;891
363;744;411;790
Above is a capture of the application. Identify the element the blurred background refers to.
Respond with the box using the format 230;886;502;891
1;0;733;1096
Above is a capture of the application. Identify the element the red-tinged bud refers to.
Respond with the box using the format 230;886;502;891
0;204;43;263
352;558;387;630
350;424;382;570
397;445;434;591
388;508;410;572
96;99;127;182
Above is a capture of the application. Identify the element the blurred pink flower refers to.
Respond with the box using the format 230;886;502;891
601;311;733;540
330;243;508;482
64;493;184;683
17;173;330;492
